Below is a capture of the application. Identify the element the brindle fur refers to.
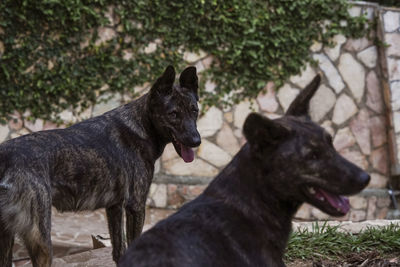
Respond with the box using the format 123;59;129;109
0;66;201;267
119;75;370;267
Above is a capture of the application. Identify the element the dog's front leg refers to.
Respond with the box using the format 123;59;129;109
125;207;145;246
0;222;14;267
106;204;126;263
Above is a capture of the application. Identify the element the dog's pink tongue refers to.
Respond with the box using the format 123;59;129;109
180;144;194;163
317;189;350;214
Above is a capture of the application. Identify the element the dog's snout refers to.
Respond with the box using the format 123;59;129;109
191;134;201;147
359;172;370;187
179;131;201;147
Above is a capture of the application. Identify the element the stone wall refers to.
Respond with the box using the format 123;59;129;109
380;8;400;179
148;2;395;222
1;2;399;221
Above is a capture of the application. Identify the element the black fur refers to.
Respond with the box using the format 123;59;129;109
0;66;201;267
119;75;370;267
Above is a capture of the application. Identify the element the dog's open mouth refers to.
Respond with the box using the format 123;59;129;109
305;186;350;216
172;137;194;163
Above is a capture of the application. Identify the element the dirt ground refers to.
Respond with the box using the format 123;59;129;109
12;212;400;266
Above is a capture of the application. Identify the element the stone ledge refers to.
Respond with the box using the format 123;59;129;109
154;173;212;185
359;188;400;197
349;1;379;8
387;209;400;219
379;5;400;12
22;248;115;267
153;175;400;198
148;180;397;221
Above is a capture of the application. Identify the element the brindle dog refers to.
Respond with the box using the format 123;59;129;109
119;75;370;267
0;66;201;267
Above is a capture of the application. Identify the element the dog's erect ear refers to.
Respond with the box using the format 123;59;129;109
179;66;198;89
151;65;176;95
161;65;176;86
285;74;321;117
179;66;199;100
243;113;290;150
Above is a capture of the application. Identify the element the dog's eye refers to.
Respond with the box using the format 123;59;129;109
169;112;178;119
309;151;320;160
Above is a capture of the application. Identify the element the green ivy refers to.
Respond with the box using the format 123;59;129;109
0;0;368;123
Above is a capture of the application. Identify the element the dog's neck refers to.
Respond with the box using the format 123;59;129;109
108;94;167;160
205;144;301;257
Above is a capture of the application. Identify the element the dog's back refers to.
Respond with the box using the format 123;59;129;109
119;75;370;267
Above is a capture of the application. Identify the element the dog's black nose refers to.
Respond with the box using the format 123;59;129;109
191;135;201;147
359;172;370;187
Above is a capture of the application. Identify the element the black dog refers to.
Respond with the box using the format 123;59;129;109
0;66;201;267
119;75;370;267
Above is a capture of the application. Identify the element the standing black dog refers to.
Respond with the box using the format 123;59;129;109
119;75;370;267
0;66;201;267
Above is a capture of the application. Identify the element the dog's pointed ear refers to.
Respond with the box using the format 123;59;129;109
285;74;321;117
161;65;176;86
179;66;199;100
243;113;290;150
151;65;176;95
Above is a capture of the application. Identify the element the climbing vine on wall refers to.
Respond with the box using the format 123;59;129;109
0;0;368;122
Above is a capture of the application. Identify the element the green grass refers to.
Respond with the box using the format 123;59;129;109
285;222;400;262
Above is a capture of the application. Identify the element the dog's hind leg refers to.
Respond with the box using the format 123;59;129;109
0;221;14;267
22;224;52;267
0;184;14;267
125;207;145;245
106;204;126;263
21;191;53;267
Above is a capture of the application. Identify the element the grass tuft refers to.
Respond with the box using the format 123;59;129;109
285;222;400;262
